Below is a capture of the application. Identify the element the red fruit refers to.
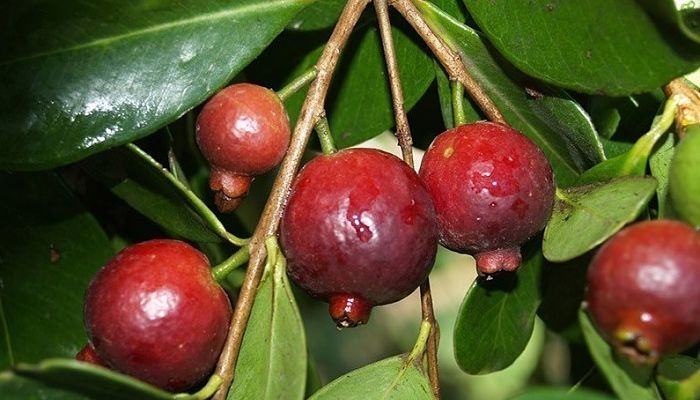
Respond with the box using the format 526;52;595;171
76;344;107;367
419;121;554;276
280;148;438;327
196;83;291;212
84;240;232;391
586;220;700;365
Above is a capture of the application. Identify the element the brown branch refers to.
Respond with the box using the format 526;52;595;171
664;78;700;139
374;0;440;398
211;1;371;398
390;0;505;124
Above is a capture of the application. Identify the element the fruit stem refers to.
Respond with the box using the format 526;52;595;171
175;374;222;400
620;96;678;176
376;1;441;396
211;245;250;283
315;114;338;154
277;67;318;103
210;1;370;399
125;144;249;247
392;0;506;124
375;0;414;165
408;319;433;363
451;79;467;126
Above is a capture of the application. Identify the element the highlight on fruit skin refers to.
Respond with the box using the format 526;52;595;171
84;239;232;391
280;148;438;328
585;219;700;365
196;82;291;213
418;121;555;277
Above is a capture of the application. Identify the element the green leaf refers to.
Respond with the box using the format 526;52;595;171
83;145;221;243
0;172;113;369
416;1;604;187
579;311;658;400
656;355;700;400
0;0;313;171
14;359;181;400
464;0;700;95
284;22;435;148
639;0;700;44
287;0;344;31
228;246;307;400
454;242;543;374
542;177;657;262
0;370;90;400
649;133;676;218
308;356;433;400
508;387;616;400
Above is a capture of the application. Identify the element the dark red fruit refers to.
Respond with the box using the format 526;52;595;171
76;344;107;367
196;83;291;212
419;121;554;276
586;220;700;365
280;148;438;327
84;239;232;391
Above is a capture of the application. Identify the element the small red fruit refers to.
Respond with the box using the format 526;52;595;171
84;239;232;391
196;83;291;212
419;121;555;276
280;148;438;327
586;220;700;365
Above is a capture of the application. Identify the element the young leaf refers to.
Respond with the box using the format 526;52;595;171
542;177;657;262
656;355;700;400
0;172;113;369
0;0;313;170
83;145;222;243
464;0;700;95
228;244;307;400
283;22;435;148
14;359;180;400
508;387;616;400
454;243;543;374
579;311;658;400
416;1;604;187
308;356;433;400
649;134;676;218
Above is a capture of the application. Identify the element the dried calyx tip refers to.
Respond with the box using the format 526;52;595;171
329;294;372;329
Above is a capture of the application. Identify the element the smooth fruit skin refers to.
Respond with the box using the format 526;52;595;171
586;220;700;365
196;83;291;211
419;121;554;275
280;148;438;327
84;240;232;391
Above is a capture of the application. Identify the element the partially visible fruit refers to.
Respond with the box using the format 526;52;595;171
419;121;555;276
196;83;291;212
280;148;438;327
669;125;700;227
75;344;107;367
84;239;232;391
586;220;700;365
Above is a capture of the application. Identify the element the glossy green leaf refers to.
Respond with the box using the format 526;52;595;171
0;370;90;400
454;243;543;374
0;0;313;170
543;177;657;262
228;247;306;400
417;1;604;187
0;172;113;369
308;356;433;400
639;0;700;44
508;387;616;400
284;22;435;148
287;0;345;31
579;311;657;400
656;355;700;400
83;144;221;243
14;359;182;400
649;133;676;218
464;0;700;95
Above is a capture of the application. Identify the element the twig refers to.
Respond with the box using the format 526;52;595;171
390;0;505;124
211;1;371;398
374;0;440;397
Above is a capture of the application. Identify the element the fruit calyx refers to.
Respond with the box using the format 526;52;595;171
474;246;522;278
612;325;660;366
329;294;373;328
209;168;253;213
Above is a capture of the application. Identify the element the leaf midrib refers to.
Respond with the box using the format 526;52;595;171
2;0;307;66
